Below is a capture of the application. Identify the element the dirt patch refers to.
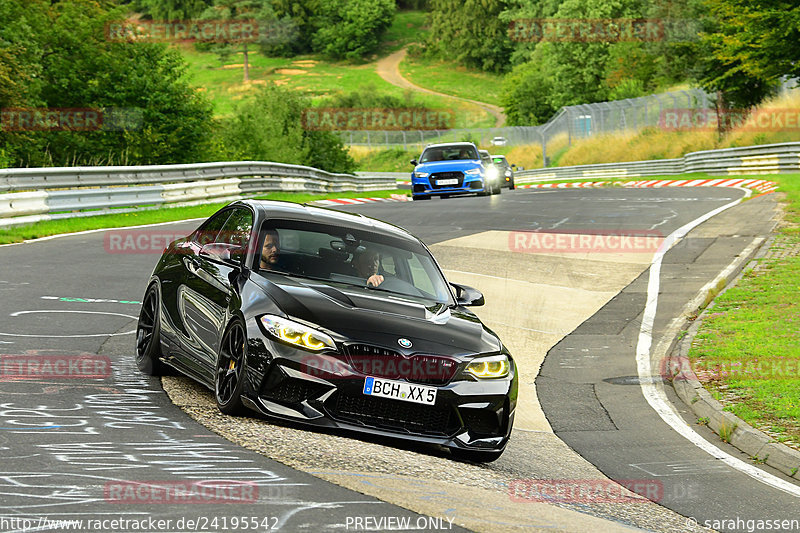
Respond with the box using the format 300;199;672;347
275;68;307;75
221;63;244;69
273;78;289;86
292;60;318;67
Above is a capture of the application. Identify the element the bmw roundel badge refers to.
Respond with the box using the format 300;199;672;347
397;338;413;348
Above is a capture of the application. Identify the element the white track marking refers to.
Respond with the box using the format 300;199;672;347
635;188;800;497
0;310;137;338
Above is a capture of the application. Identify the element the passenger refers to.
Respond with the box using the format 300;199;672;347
259;229;280;270
351;248;384;287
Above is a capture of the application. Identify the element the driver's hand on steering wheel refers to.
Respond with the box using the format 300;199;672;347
366;274;384;287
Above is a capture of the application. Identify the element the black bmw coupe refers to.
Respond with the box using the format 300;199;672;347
136;200;517;461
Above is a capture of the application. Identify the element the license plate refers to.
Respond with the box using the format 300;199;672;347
436;178;459;186
363;376;437;405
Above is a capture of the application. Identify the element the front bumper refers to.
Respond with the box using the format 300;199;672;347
243;328;517;452
412;177;487;198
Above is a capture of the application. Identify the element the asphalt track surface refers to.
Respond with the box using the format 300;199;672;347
0;187;797;532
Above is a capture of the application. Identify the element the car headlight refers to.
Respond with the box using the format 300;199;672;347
505;170;512;177
260;315;336;352
465;354;510;379
415;172;429;178
464;168;482;175
486;167;500;181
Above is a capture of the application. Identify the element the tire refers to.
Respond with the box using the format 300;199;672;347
494;184;502;195
135;283;166;375
215;319;247;416
450;448;504;463
509;180;516;190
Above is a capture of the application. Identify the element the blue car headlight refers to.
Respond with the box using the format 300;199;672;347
415;172;429;178
464;168;482;176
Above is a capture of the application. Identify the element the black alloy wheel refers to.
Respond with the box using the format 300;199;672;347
135;284;165;375
215;320;247;415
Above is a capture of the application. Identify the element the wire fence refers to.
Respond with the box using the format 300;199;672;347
339;89;713;164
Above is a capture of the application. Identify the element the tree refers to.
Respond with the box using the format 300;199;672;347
200;0;274;82
689;0;782;124
0;0;215;167
215;84;355;173
311;0;395;61
133;0;213;20
427;0;515;73
702;0;800;82
501;55;557;125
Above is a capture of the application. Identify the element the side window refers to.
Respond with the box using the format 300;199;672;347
194;209;232;245
380;254;396;276
217;208;253;247
408;254;435;295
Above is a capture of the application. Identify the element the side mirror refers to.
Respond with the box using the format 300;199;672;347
200;243;244;266
451;282;485;307
410;159;417;166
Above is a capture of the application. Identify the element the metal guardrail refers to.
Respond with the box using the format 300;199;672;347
0;161;385;193
514;142;800;183
0;161;395;227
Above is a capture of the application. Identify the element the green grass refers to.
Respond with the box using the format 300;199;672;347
685;172;800;449
0;190;407;245
399;54;504;107
352;147;418;172
179;44;492;126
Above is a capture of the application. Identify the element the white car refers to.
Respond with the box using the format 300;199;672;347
491;136;507;146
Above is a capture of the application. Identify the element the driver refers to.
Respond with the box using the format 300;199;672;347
259;229;280;270
458;148;472;159
351;248;384;287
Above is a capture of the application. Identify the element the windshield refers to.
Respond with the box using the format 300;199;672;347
419;145;479;163
256;220;454;305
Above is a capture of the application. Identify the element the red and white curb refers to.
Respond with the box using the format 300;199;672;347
311;194;410;207
519;178;778;194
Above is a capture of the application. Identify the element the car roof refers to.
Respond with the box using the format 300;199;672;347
490;154;507;160
233;199;418;242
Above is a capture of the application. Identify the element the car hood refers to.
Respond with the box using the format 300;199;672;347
249;274;501;357
414;160;482;174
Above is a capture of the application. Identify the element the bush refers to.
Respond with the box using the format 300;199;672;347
318;86;424;110
215;84;355;174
